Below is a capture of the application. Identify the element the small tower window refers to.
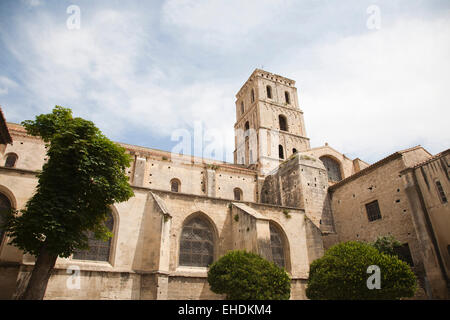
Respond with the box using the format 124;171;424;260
251;89;255;103
171;178;181;192
234;188;243;201
292;148;297;154
285;91;290;104
279;145;284;159
244;121;250;138
266;85;272;99
279;115;288;131
240;101;244;115
4;153;18;168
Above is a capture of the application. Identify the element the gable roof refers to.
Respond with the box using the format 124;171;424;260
0;107;12;144
307;144;369;164
411;148;449;169
329;145;430;191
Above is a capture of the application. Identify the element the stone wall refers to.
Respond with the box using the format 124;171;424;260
4;123;259;204
329;147;449;299
0;163;320;299
411;151;450;279
401;150;450;298
303;144;369;180
260;153;333;233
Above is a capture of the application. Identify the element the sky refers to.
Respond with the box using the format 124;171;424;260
0;0;449;164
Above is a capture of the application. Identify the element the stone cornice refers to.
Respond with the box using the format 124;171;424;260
133;185;305;212
234;100;303;129
5;123;257;176
121;144;257;175
0;166;38;176
329;146;428;192
236;69;296;99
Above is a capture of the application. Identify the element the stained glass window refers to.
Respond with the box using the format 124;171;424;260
0;193;11;240
270;224;285;269
73;212;114;262
179;217;214;267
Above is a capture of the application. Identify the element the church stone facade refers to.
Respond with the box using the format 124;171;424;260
0;69;448;299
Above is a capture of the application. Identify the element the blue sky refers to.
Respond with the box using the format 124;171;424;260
0;0;449;164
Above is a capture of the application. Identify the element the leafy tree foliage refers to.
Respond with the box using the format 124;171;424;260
3;106;134;299
207;250;291;300
306;241;417;300
371;235;402;256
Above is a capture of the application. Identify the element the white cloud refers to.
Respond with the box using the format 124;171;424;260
0;76;18;96
161;0;295;51
1;3;449;164
283;14;450;161
2;8;237;158
21;0;41;7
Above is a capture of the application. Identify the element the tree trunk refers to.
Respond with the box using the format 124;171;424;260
20;244;58;300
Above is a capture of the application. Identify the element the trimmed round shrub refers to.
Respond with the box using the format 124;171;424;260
306;241;417;300
207;250;291;300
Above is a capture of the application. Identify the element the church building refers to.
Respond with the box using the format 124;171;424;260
0;69;448;299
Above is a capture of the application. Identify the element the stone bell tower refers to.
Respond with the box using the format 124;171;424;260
233;69;310;175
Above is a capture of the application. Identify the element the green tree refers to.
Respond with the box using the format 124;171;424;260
371;235;402;256
207;250;291;300
2;106;134;300
306;241;417;300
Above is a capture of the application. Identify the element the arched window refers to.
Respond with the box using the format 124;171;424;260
244;121;250;131
234;187;243;201
251;89;255;103
179;216;214;267
279;145;284;159
279;115;288;131
270;224;285;268
320;156;342;182
171;178;181;192
266;85;272;99
285;91;290;104
292;148;297;154
0;193;12;241
240;101;244;115
4;153;17;168
73;211;114;262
